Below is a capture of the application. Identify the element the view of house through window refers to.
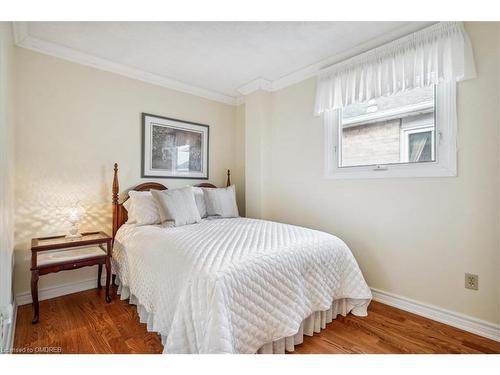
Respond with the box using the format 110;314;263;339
339;86;436;168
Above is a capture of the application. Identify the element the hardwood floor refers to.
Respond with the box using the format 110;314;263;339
293;301;500;354
14;288;163;354
13;288;500;354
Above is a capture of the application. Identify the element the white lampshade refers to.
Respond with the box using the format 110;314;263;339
67;206;85;222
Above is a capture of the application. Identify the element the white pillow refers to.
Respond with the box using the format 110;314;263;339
191;187;207;218
151;187;202;227
124;190;162;225
203;185;239;218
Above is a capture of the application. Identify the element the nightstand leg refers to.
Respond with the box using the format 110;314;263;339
97;264;103;289
105;257;111;303
31;270;39;324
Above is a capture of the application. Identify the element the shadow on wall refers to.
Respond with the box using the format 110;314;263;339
14;164;113;291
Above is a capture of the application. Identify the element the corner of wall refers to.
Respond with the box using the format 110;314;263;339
243;90;272;219
0;21;16;353
234;103;246;217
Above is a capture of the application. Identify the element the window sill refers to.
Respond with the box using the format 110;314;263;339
324;162;457;179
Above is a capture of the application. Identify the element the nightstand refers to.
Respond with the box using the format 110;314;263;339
30;231;113;324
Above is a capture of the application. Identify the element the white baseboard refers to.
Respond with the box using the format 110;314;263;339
13;280;500;343
15;277;105;306
371;287;500;342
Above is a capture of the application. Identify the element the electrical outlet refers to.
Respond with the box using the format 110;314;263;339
465;273;479;290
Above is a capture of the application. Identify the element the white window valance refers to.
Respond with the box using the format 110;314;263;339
314;22;476;115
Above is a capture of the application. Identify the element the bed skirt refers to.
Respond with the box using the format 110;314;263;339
117;283;369;354
257;298;368;353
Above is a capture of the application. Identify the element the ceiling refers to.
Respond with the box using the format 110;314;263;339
15;22;434;105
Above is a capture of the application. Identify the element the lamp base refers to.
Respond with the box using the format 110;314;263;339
65;233;82;241
66;223;82;241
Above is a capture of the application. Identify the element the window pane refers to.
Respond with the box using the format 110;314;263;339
408;131;432;162
339;86;435;167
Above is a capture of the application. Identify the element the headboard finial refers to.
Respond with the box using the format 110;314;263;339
226;169;231;187
112;163;119;205
112;163;119;238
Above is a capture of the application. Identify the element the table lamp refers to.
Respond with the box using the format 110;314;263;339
66;205;85;240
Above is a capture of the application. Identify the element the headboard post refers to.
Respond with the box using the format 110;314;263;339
226;169;231;187
112;163;119;239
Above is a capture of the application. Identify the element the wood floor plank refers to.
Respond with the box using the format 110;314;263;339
13;288;500;354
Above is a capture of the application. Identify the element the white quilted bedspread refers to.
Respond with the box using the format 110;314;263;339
113;217;372;354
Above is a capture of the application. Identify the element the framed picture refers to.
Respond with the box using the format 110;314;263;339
142;113;209;179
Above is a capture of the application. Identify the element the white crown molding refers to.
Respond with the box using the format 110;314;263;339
246;22;436;96
12;22;238;106
371;287;500;342
237;78;272;95
12;22;436;106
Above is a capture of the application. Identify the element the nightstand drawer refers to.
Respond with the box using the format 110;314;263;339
38;257;106;275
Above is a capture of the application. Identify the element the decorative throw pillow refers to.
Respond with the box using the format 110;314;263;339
191;186;207;218
124;190;162;225
203;185;239;218
151;187;202;227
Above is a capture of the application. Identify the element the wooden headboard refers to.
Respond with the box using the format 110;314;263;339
111;163;231;239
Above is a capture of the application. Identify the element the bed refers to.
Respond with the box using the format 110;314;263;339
110;164;372;354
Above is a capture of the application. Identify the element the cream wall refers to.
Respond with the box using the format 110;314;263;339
0;22;15;344
235;104;246;216
13;47;244;295
10;22;500;326
249;22;500;324
244;90;272;218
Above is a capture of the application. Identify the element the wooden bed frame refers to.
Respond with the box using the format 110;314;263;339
111;163;231;239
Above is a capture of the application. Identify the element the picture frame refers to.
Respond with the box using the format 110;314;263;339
141;113;209;179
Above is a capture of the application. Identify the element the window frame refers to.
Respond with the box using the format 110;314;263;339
400;126;435;163
324;82;457;179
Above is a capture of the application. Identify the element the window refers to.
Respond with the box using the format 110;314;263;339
324;83;457;179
